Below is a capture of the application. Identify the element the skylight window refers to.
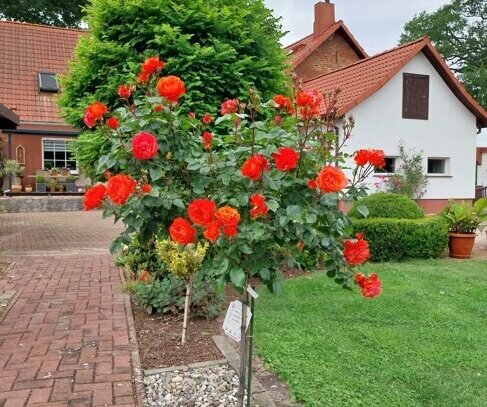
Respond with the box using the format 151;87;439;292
38;72;59;93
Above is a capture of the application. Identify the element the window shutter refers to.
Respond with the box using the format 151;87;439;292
402;73;429;120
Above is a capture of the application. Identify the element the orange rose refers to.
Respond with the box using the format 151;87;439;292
315;166;347;193
156;76;186;103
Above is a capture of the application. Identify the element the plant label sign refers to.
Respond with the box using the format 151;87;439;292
223;300;252;342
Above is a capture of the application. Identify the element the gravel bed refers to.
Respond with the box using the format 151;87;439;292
144;363;255;406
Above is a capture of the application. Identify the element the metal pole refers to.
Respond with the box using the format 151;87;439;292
246;288;255;407
237;290;248;407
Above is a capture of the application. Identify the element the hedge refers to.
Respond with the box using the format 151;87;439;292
352;216;448;262
349;192;424;219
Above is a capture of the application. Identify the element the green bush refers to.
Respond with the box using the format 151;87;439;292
349;192;424;219
136;272;223;318
352;216;448;262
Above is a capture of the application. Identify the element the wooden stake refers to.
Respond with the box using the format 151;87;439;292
237;290;249;407
181;276;193;345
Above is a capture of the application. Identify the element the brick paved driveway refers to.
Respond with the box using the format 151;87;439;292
0;212;137;406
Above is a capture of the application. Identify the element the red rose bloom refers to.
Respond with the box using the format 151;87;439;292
141;57;165;75
215;206;240;237
368;149;386;168
106;116;119;129
153;105;163;112
249;194;268;219
83;184;106;211
156;76;186;103
273;95;294;114
83;102;108;128
106;174;136;205
131;131;158;160
315;166;347;193
137;72;149;84
354;149;370;166
203;220;220;243
202;113;212;124
188;112;196;119
169;218;196;246
118;85;133;99
343;233;370;266
307;179;317;189
202;131;213;151
188;198;216;226
241;154;269;181
272;147;299;171
141;184;152;193
296;90;321;119
221;99;239;115
355;273;382;298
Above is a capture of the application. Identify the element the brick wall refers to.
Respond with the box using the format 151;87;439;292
295;32;362;81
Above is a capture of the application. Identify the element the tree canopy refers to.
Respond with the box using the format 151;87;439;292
0;0;86;28
400;0;487;108
59;0;290;128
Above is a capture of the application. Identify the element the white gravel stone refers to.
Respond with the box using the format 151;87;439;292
144;364;256;407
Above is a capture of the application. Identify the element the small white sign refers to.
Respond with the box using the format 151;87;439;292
223;300;252;342
247;285;259;299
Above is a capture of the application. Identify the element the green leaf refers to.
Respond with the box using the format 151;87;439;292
239;244;253;254
356;204;369;218
230;268;246;288
149;167;163;181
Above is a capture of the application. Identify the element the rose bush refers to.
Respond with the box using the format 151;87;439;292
82;56;383;298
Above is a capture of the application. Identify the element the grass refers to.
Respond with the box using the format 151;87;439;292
254;259;487;407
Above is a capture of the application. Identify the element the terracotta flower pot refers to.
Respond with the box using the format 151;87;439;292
25;185;33;193
448;233;476;259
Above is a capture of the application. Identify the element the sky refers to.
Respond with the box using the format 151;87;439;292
264;0;487;146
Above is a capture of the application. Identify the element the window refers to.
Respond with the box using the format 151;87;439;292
375;157;397;174
427;158;448;175
42;139;76;170
402;73;429;120
38;72;59;93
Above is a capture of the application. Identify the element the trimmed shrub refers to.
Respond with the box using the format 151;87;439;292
352;216;448;262
349;192;424;219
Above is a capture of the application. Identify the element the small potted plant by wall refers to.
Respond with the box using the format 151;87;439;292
57;183;65;192
25;184;33;193
0;159;23;192
50;167;59;176
65;175;77;192
61;167;69;176
36;175;47;192
48;180;57;193
442;198;487;258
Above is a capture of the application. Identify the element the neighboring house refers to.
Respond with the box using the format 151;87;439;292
294;2;487;213
0;21;84;189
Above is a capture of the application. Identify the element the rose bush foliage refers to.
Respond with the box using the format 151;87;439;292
83;57;383;297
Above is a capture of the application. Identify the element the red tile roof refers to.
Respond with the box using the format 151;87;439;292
304;37;487;127
0;21;85;124
285;20;368;68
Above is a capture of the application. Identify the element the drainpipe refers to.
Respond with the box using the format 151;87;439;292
7;132;12;190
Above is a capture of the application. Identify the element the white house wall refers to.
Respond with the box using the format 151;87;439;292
478;153;487;187
341;52;477;200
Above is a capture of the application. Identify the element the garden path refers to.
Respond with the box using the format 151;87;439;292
0;211;136;406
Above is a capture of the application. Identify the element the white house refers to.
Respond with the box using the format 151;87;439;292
296;3;487;213
477;148;487;190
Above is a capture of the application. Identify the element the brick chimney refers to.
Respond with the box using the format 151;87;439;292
313;1;335;36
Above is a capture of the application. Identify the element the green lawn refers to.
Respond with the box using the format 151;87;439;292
254;259;487;407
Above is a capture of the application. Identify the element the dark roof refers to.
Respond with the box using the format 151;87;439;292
0;102;19;129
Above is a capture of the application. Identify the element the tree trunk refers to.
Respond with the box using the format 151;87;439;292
181;277;193;345
237;290;249;407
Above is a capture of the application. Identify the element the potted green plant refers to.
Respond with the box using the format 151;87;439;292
66;175;77;192
50;167;59;176
48;179;57;193
441;198;487;258
0;159;23;192
57;183;65;192
35;175;47;192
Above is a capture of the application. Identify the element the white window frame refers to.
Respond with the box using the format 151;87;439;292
426;157;450;176
41;138;77;173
